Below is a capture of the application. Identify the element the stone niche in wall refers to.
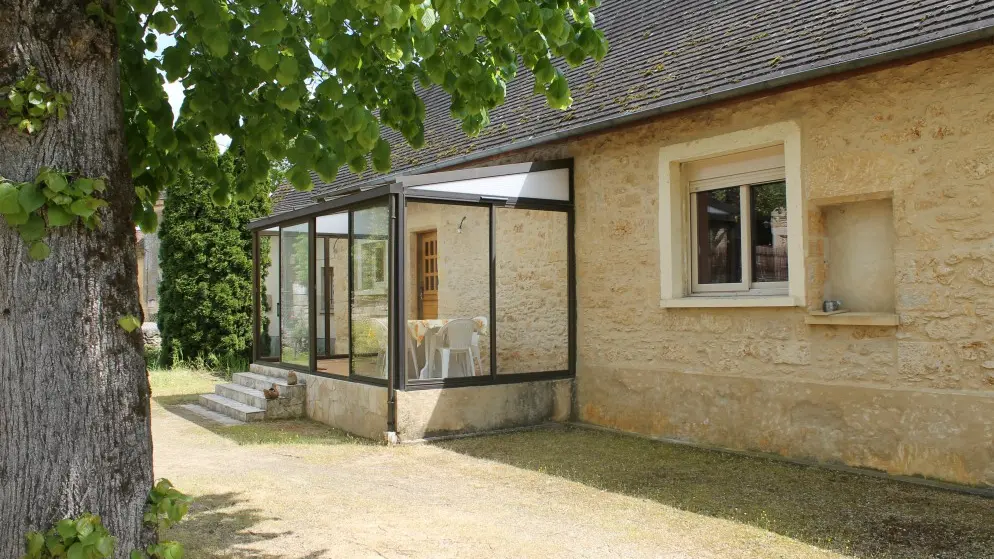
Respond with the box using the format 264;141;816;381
822;198;896;313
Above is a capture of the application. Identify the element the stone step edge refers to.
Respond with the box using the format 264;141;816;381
232;372;306;390
199;393;265;421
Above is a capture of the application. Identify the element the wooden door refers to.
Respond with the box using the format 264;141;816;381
418;230;438;319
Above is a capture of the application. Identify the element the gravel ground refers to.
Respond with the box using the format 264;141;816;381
151;370;993;559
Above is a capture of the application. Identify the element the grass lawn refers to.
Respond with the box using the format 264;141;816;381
151;368;994;559
438;429;994;559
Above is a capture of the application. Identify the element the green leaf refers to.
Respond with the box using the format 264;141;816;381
546;71;573;110
0;181;21;214
28;241;50;261
253;47;280;71
287;165;313;191
275;89;301;112
69;197;107;218
24;531;44;557
419;7;437;30
158;541;185;559
47;206;75;226
129;0;156;15
462;0;490;20
533;58;556;84
118;315;141;333
74;515;94;538
150;11;177;33
5;210;29;225
371;138;391;173
18;214;46;242
56;519;77;541
204;28;229;58
18;183;46;213
382;4;406;29
37;168;68;192
343;107;367;134
314;153;341;183
356;120;380;151
276;57;299;86
96;534;116;556
18;118;35;134
8;90;23;111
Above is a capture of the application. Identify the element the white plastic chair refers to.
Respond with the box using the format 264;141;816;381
471;332;483;374
406;325;422;379
371;319;389;378
428;319;480;378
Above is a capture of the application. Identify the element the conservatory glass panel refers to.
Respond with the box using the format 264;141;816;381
315;212;350;375
351;203;390;379
405;202;491;380
280;222;310;367
495;208;568;374
257;230;280;359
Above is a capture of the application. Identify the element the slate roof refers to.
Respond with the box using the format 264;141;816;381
273;0;994;214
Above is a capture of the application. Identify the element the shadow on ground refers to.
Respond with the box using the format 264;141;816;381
434;426;994;559
164;492;324;559
154;395;375;447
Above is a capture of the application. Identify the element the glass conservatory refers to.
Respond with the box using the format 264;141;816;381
248;160;575;440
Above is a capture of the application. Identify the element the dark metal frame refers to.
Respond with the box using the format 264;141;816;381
249;160;576;397
396;159;575;391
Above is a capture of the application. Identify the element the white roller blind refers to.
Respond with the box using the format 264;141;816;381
684;145;785;192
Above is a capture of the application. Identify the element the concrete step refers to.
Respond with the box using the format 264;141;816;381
233;372;305;399
216;383;269;409
249;363;303;382
177;403;245;426
216;382;305;420
199;393;265;422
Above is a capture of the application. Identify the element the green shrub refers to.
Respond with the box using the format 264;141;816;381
22;480;191;559
157;144;272;364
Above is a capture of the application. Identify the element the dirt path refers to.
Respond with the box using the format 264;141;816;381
153;403;849;559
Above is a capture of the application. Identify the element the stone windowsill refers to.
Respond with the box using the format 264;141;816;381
804;311;900;326
659;295;798;309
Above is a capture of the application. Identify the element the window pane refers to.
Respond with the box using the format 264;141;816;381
405;203;491;380
257;232;280;359
695;187;742;285
314;213;350;375
751;181;789;283
496;208;568;374
280;222;310;367
352;204;390;379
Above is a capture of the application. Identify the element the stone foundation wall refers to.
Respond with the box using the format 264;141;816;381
455;44;994;485
396;379;571;440
299;372;388;440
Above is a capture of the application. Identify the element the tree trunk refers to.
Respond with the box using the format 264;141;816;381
0;0;155;557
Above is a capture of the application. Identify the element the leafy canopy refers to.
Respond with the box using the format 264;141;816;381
116;0;607;231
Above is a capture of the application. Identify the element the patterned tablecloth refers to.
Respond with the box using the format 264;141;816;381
407;316;488;345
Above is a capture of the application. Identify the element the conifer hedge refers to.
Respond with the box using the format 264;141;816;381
157;145;273;363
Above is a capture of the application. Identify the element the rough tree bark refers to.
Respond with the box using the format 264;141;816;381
0;0;155;557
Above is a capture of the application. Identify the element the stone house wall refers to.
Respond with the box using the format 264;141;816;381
454;43;994;486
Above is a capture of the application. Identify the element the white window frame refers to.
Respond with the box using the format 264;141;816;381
688;165;788;295
659;122;804;308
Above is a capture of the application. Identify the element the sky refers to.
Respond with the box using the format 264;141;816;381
154;33;231;152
